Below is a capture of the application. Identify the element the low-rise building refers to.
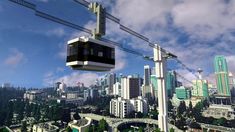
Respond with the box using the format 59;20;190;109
33;122;59;132
68;118;92;132
175;86;191;100
202;104;235;120
57;97;84;106
24;90;46;102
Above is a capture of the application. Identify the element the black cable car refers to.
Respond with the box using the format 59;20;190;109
66;36;115;71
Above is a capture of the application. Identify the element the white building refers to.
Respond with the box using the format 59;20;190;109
110;96;148;118
2;83;11;88
121;76;140;99
202;104;235;120
144;65;151;86
113;82;121;96
33;122;59;132
110;97;131;118
130;96;148;114
57;97;84;106
24;90;46;102
68;118;92;132
57;82;67;94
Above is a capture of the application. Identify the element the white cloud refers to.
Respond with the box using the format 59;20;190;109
43;72;55;86
226;55;235;73
112;0;174;32
4;49;26;67
56;72;100;87
46;27;65;37
56;67;65;73
111;48;126;72
171;0;235;40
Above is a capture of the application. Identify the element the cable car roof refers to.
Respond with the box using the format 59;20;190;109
68;36;115;48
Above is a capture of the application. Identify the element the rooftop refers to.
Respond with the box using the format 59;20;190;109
71;119;89;127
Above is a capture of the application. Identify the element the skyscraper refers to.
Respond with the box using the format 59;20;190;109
142;65;154;100
166;71;177;97
151;75;158;101
121;76;140;99
214;56;231;96
192;80;209;98
144;65;151;86
192;69;209;98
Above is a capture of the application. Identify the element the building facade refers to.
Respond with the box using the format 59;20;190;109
33;122;59;132
175;86;191;100
110;96;148;118
202;104;235;120
113;82;121;96
192;80;209;98
121;76;140;99
150;75;158;101
214;56;231;96
166;71;177;98
110;97;132;118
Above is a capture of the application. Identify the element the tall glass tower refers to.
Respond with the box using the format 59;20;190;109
166;71;177;97
214;56;231;96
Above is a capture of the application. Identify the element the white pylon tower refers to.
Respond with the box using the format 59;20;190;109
154;44;176;132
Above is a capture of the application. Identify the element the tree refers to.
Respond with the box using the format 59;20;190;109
21;121;27;132
98;119;108;132
168;100;174;112
189;122;201;129
61;108;71;123
188;101;193;112
73;111;81;120
138;126;144;132
136;112;144;118
65;126;72;132
170;128;175;132
213;117;226;126
178;101;186;115
154;128;161;132
149;109;158;120
5;101;14;126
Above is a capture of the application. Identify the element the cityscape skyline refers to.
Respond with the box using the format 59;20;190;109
1;1;235;132
0;0;235;88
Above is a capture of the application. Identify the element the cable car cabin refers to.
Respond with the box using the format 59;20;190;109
66;36;115;71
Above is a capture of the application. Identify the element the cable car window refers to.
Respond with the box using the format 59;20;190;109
83;49;89;55
111;49;115;59
98;51;103;57
90;48;94;55
67;44;78;56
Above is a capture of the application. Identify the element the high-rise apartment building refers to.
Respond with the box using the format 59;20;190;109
110;96;148;118
166;71;177;97
107;73;116;95
150;75;158;101
109;97;132;118
113;82;121;96
214;56;231;96
142;65;154;100
121;76;140;99
130;96;148;114
192;80;209;98
144;65;151;86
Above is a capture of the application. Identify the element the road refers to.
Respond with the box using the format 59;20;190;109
80;113;182;132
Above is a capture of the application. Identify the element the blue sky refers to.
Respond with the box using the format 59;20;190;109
0;0;235;88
